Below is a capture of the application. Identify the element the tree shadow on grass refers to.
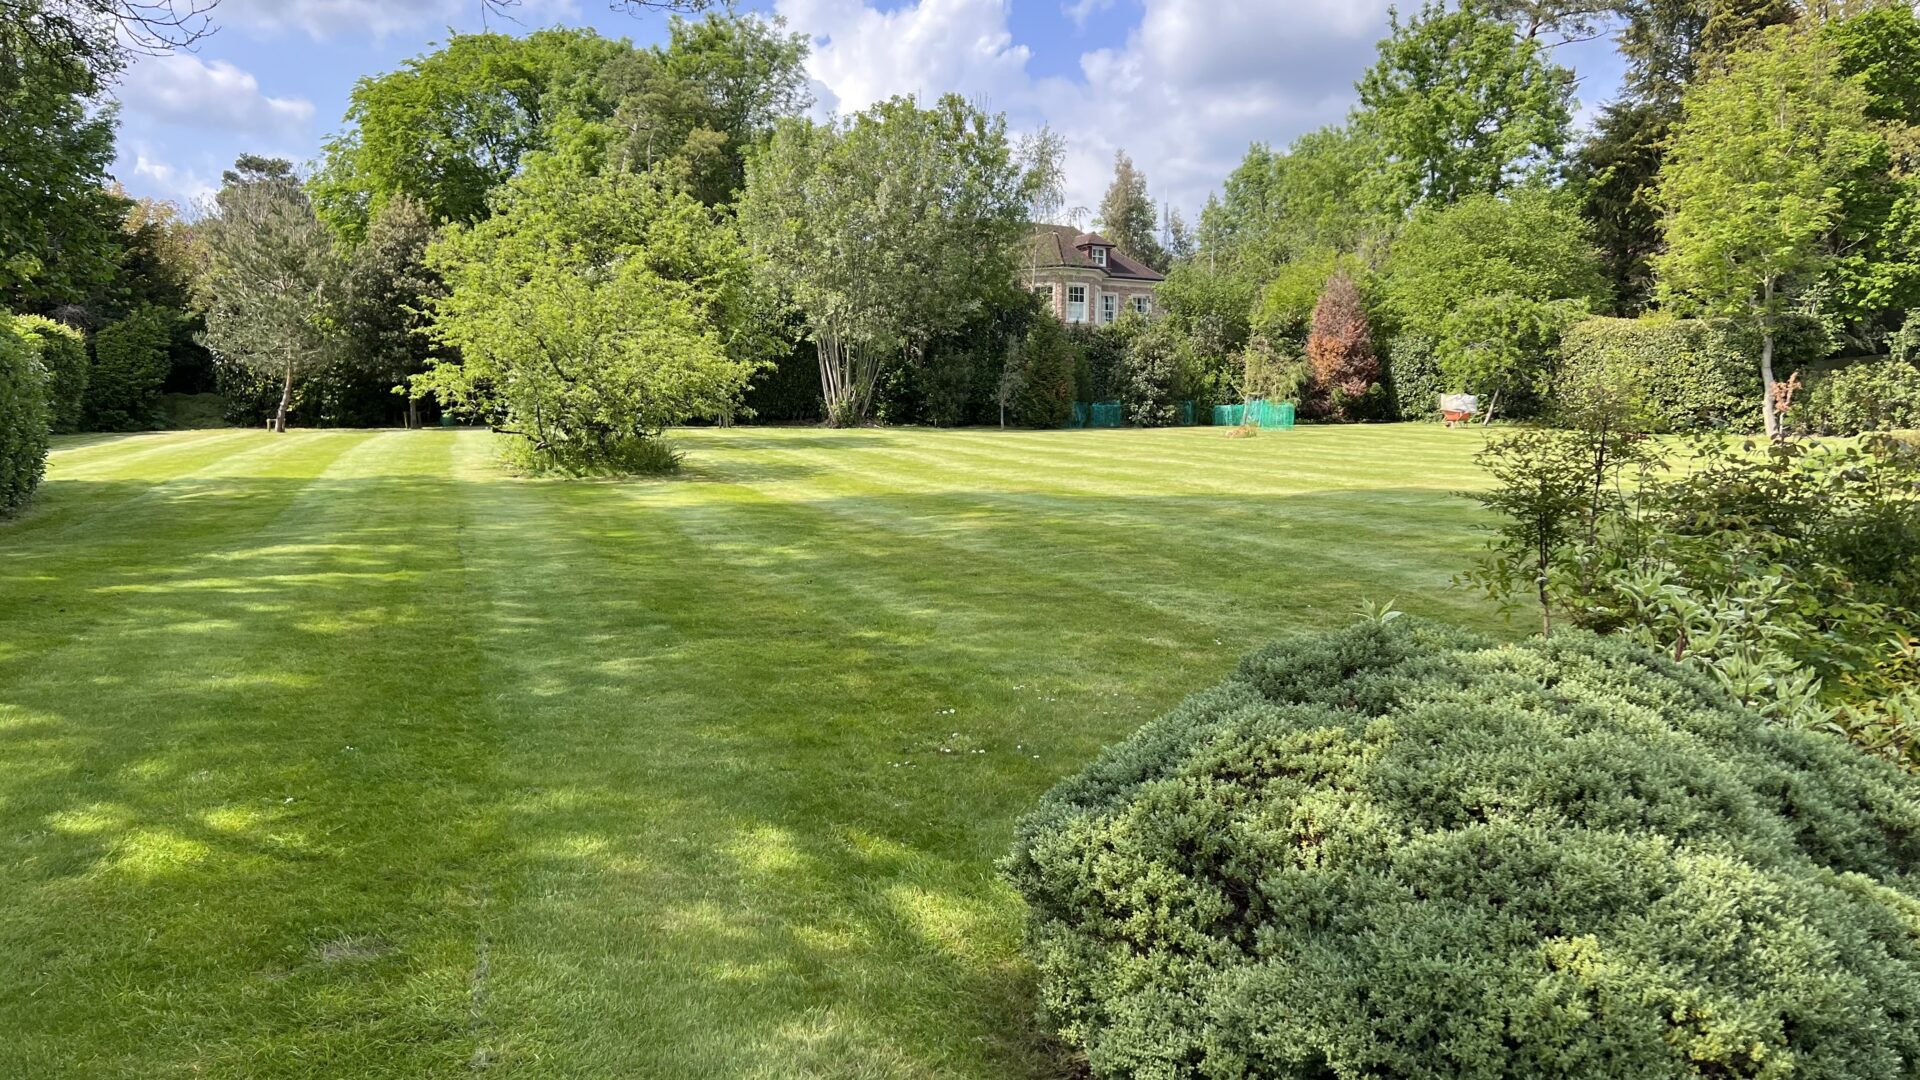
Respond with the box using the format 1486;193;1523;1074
0;464;1499;1078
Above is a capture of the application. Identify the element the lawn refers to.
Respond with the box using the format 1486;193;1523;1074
0;424;1501;1078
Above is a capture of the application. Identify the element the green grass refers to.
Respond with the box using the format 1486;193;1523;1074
0;424;1502;1078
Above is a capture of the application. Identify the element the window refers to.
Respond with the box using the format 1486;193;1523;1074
1033;284;1054;308
1066;285;1087;322
1091;246;1108;267
1101;293;1117;324
1130;295;1152;316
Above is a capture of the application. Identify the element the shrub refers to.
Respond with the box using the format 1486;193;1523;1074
1384;333;1443;420
12;314;87;433
500;433;682;476
1305;272;1378;421
1005;619;1920;1080
1795;358;1920;434
1009;316;1077;428
86;305;176;431
1;317;52;515
1553;316;1760;432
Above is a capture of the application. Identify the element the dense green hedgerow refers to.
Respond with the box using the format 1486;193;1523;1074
11;314;88;434
1005;620;1920;1080
1;316;52;515
1553;316;1760;431
85;305;176;431
1795;359;1920;434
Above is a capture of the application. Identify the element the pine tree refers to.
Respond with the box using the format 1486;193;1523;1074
1096;151;1169;272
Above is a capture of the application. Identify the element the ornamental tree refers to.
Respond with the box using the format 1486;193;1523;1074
1305;272;1379;420
1655;24;1879;438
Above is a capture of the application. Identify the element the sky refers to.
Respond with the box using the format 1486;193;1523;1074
108;0;1628;225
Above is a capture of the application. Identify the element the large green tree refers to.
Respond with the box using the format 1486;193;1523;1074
1354;1;1576;214
0;5;123;311
198;157;345;433
1656;23;1879;438
597;13;809;206
342;194;443;428
311;28;630;243
739;95;1035;426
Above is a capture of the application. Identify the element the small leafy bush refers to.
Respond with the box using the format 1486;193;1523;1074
1;316;51;515
500;433;683;477
1794;359;1920;435
86;305;176;431
12;314;87;433
1005;619;1920;1080
1554;316;1760;432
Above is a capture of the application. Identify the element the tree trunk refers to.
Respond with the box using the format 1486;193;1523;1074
273;360;293;433
1758;277;1780;441
407;396;420;430
1759;326;1780;440
1480;387;1501;427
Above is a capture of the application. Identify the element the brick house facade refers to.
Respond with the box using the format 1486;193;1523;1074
1020;225;1163;326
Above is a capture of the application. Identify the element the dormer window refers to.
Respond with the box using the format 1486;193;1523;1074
1091;246;1108;268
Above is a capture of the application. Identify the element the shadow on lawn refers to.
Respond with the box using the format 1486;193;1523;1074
0;465;1496;1077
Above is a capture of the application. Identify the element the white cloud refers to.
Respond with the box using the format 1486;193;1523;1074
216;0;580;41
124;150;218;206
1062;0;1116;29
775;0;1394;222
120;54;315;136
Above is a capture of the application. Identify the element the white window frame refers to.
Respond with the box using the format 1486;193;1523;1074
1101;292;1117;324
1091;246;1108;267
1130;295;1152;316
1033;283;1054;309
1066;284;1087;323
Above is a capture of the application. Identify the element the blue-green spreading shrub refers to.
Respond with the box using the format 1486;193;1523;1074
1;316;51;515
1005;620;1920;1080
12;314;87;434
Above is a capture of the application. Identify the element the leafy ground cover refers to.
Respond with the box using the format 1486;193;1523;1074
0;424;1498;1078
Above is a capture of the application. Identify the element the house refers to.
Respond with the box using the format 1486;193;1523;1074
1022;225;1163;325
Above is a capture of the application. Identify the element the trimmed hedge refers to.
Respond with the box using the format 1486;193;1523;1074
85;305;175;431
1006;620;1920;1080
1796;359;1920;435
1384;332;1443;420
1554;316;1760;431
12;314;88;434
1;316;51;515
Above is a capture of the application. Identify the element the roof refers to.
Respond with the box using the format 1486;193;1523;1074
1027;223;1165;282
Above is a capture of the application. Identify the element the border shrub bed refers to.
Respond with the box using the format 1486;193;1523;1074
1;317;51;515
12;314;87;434
1554;316;1760;431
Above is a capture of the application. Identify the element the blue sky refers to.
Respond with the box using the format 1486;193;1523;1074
110;0;1626;222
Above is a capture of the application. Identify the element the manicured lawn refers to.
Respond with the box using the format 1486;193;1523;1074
0;424;1502;1078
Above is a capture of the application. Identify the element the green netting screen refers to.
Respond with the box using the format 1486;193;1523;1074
1177;400;1196;426
1089;400;1124;428
1211;399;1296;429
1069;401;1089;429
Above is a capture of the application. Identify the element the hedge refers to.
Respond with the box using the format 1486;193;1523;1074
12;314;88;434
1005;619;1920;1080
85;305;175;431
1;316;51;515
1796;358;1920;434
1384;332;1443;420
1554;316;1760;432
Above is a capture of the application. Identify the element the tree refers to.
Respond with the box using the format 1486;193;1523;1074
597;12;809;206
1;0;215;90
1656;24;1879;438
198;157;344;432
343;194;442;428
311;28;631;244
1382;188;1606;345
1096;150;1168;273
0;9;123;311
1354;1;1576;214
739;95;1035;427
417;164;761;471
1436;292;1585;423
1306;272;1379;420
1162;204;1195;264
